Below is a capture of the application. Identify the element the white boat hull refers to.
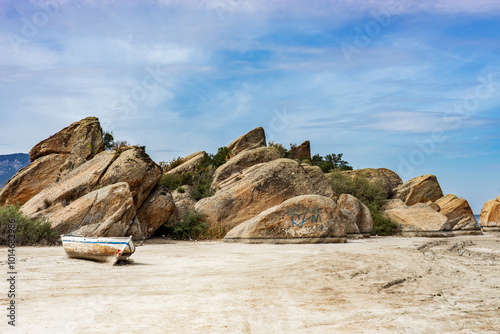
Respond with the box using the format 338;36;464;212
61;235;135;265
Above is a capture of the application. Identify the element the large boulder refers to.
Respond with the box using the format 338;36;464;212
211;147;282;192
226;127;266;156
341;168;402;198
302;165;337;200
99;146;162;208
195;159;319;231
382;201;450;236
337;194;373;237
165;151;206;175
0;154;69;206
479;196;500;231
126;185;175;239
291;140;311;160
48;182;136;237
29;116;103;162
223;195;347;243
391;174;443;206
435;194;479;230
168;185;197;222
21;151;117;218
0;117;105;205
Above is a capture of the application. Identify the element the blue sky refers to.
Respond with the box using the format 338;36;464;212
0;0;499;213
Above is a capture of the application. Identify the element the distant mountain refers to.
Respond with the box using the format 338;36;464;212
0;153;30;188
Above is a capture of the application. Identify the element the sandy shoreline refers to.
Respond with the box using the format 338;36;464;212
1;233;499;333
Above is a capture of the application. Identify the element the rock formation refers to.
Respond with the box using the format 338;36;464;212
48;182;136;237
21;151;118;219
165;151;206;175
224;195;347;243
302;165;337;201
291;140;311;160
195;159;322;231
0;154;68;206
341;168;402;198
127;185;175;239
435;194;479;230
0;117;104;205
479;196;500;231
99;146;162;208
211;147;281;191
382;199;481;237
392;174;443;205
226;127;266;156
168;185;197;222
337;194;373;237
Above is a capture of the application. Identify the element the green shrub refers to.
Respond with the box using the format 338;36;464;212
209;147;231;168
176;186;185;193
327;170;398;236
268;141;287;157
312;153;353;173
159;173;194;190
159;210;208;240
0;206;58;246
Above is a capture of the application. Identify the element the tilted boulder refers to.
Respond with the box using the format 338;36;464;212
195;159;320;231
290;140;311;160
49;182;136;237
30;116;103;162
340;208;362;236
99;146;162;208
126;185;175;239
302;165;337;201
226;127;266;157
0;154;69;206
435;194;479;230
165;151;206;175
382;201;451;236
341;168;402;198
21;151;117;219
479;195;500;230
211;147;282;192
392;174;443;206
0;117;104;205
337;194;373;237
168;185;197;222
224;195;347;244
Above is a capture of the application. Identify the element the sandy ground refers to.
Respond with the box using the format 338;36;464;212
1;233;499;334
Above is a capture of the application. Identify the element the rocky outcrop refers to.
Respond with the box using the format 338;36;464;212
291;140;311;160
392;174;443;206
99;146;162;208
224;195;347;243
168;185;197;222
479;196;500;231
435;194;479;230
0;117;104;205
382;199;481;237
226;127;266;156
165;151;206;175
29;116;103;162
127;185;175;239
341;168;402;198
195;159;320;231
0;154;69;206
382;200;450;235
337;194;373;237
21;151;117;219
49;182;136;237
302;165;337;200
211;147;281;191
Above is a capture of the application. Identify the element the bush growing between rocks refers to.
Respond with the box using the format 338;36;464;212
157;210;208;240
327;170;398;235
0;206;58;246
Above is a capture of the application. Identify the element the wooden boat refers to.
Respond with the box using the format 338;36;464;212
61;235;136;265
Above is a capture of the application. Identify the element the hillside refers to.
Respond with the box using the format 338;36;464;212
0;153;30;187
